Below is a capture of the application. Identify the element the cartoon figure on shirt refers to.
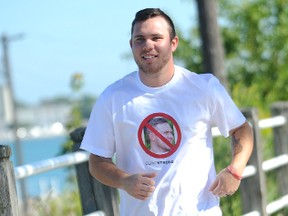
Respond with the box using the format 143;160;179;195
144;117;175;154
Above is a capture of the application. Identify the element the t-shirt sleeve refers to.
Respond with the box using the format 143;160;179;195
208;76;246;137
80;93;116;158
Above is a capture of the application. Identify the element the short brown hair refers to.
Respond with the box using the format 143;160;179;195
131;8;176;40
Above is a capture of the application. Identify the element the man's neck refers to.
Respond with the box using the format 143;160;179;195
139;64;175;87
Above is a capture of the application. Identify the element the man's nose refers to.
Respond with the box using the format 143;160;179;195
168;133;174;140
142;39;153;51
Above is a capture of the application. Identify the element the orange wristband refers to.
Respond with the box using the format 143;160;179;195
226;165;242;180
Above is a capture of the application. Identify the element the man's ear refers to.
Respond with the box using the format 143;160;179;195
149;133;156;141
129;39;132;48
171;36;179;52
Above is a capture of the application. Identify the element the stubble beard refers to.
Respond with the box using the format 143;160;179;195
135;52;171;75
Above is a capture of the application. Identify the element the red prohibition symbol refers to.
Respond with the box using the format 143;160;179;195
138;113;182;158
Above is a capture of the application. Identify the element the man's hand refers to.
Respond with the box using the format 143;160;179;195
209;168;241;198
209;121;253;198
121;173;157;200
89;154;157;200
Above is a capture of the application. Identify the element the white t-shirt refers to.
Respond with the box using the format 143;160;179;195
81;65;246;216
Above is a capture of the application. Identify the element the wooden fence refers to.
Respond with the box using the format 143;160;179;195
0;101;288;216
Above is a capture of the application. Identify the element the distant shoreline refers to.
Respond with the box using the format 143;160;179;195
0;122;67;142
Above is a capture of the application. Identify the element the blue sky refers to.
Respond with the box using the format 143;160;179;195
0;0;197;104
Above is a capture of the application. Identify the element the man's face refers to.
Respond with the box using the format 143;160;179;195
130;16;178;75
149;122;174;153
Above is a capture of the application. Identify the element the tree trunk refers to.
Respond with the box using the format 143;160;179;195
195;0;229;89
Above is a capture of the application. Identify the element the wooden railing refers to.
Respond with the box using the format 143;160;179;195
1;102;288;216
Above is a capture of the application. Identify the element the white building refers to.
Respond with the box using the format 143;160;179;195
17;103;71;127
0;85;3;122
0;93;71;141
0;85;13;126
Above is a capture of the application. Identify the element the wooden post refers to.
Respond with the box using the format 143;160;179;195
270;102;288;196
70;128;119;216
240;108;267;215
0;145;18;216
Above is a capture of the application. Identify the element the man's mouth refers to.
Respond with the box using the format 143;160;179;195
142;55;157;59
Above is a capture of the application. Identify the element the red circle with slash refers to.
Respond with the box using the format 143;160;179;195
138;113;181;158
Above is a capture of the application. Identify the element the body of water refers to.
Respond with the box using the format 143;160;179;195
1;135;76;198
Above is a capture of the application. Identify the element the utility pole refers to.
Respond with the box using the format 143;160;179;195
1;33;28;215
195;0;229;89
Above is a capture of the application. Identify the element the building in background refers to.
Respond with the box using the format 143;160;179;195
0;84;13;126
0;93;71;141
0;85;4;130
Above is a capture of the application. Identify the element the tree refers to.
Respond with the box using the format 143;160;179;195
175;0;288;114
195;0;228;89
219;0;288;112
60;73;96;154
175;0;229;89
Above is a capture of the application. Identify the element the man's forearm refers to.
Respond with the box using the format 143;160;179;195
88;153;157;200
89;154;129;189
229;121;254;175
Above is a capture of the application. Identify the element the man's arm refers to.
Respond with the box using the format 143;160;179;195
89;154;157;200
209;121;254;197
229;121;254;176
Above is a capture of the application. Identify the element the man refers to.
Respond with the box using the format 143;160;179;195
145;117;175;154
81;8;253;216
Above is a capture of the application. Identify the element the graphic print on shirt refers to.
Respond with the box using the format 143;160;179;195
138;113;182;158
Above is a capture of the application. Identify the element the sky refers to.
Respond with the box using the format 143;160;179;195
0;0;197;105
